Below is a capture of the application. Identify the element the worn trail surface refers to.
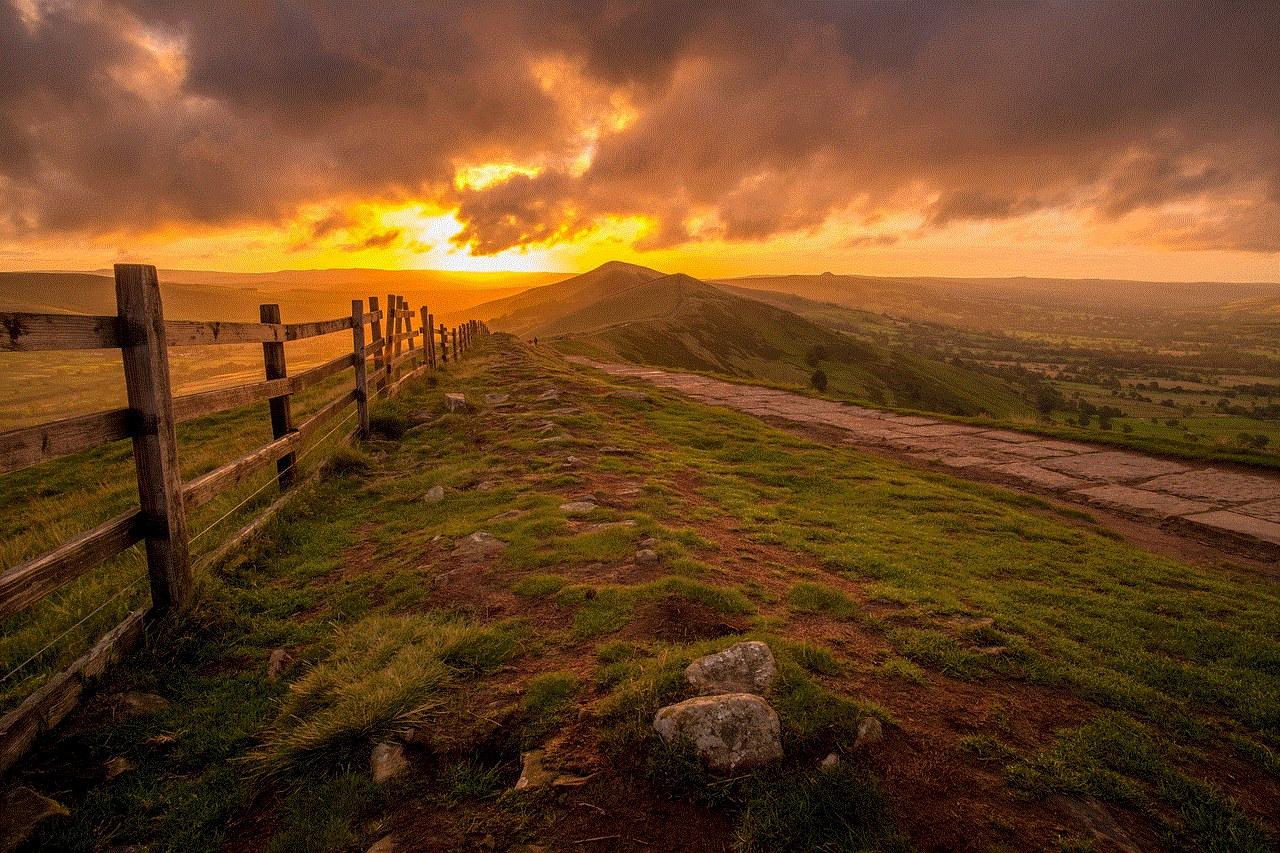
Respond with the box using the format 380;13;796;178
568;356;1280;568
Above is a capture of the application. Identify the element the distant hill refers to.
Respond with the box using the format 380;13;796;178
476;262;1033;418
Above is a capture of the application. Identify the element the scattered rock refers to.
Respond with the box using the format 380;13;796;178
635;549;659;564
424;485;445;504
484;393;510;406
444;393;467;412
367;835;397;853
535;390;560;402
653;694;783;773
476;480;496;491
267;648;289;680
564;455;582;466
607;389;650;401
640;537;658;548
371;741;408;783
969;645;1007;656
1047;794;1142;853
120;692;168;715
617;487;642;497
104;757;134;779
1;787;69;853
599;445;633;455
685;641;777;696
853;717;884;749
431;568;460;588
560;500;597;515
538;434;572;444
552;772;597;787
452;532;507;561
406;410;433;425
515;749;557;790
819;752;841;771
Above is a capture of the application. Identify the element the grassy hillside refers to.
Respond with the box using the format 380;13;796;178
483;263;1034;418
10;336;1278;853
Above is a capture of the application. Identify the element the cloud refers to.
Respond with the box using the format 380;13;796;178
1;0;1275;256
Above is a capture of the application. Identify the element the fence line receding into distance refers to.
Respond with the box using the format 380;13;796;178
0;263;485;773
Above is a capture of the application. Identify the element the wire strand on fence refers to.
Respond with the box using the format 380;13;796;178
0;576;145;686
189;403;359;544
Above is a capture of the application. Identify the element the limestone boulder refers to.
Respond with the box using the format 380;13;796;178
685;641;776;696
652;693;782;773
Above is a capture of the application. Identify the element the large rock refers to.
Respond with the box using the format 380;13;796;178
371;741;408;783
685;641;776;696
452;532;507;561
444;393;467;412
652;694;783;773
1;787;69;853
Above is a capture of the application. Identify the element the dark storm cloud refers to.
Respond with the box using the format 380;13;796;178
2;1;1276;253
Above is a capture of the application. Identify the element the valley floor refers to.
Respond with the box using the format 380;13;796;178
8;334;1279;853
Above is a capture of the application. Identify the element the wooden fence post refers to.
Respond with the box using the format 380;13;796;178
114;264;192;613
351;299;370;437
421;308;433;368
439;323;448;363
401;296;416;368
452;327;458;361
387;292;400;383
259;304;295;490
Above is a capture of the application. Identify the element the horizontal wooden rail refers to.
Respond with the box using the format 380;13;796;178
0;510;143;621
171;352;355;423
180;387;356;513
0;352;358;477
0;605;148;774
1;309;382;352
0;408;132;476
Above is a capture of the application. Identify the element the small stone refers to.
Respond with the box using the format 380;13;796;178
515;749;557;790
685;641;777;696
560;501;597;515
970;645;1007;656
121;692;168;715
599;445;633;455
104;757;134;779
484;393;510;406
406;410;433;425
653;694;783;773
0;787;69;852
564;455;582;466
535;390;560;402
853;717;884;749
635;549;659;564
479;833;496;850
488;509;524;522
444;393;467;412
267;648;289;680
552;772;596;787
819;752;841;770
424;485;445;504
476;480;496;491
371;740;408;783
538;434;571;444
640;537;657;548
607;389;650;401
367;835;397;853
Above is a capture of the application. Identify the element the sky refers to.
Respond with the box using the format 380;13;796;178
0;1;1277;282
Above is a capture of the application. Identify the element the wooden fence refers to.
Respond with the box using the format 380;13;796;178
0;264;485;773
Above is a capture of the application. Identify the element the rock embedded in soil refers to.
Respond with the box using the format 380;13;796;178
515;749;558;790
452;531;507;561
853;717;884;749
819;752;841;770
652;693;783;773
366;835;398;853
1;787;69;853
685;641;777;696
371;741;408;783
424;485;445;504
443;393;467;412
484;393;510;406
104;757;134;779
266;648;289;680
559;500;597;515
1047;794;1142;853
607;389;650;401
635;548;659;564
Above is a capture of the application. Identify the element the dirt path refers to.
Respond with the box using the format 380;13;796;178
567;356;1280;574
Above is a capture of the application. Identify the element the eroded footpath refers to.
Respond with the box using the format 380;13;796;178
567;356;1280;560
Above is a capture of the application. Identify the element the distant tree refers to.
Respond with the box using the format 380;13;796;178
810;370;828;393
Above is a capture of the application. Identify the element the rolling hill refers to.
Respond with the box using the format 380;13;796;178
475;262;1034;418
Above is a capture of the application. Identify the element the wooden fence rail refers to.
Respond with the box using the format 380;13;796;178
0;263;486;774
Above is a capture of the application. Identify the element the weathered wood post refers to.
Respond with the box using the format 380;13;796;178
115;264;192;613
351;299;370;437
452;327;458;361
401;296;416;368
367;296;384;396
259;304;295;490
421;307;434;368
439;323;448;364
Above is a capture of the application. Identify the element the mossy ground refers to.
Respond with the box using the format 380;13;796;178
7;335;1279;852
